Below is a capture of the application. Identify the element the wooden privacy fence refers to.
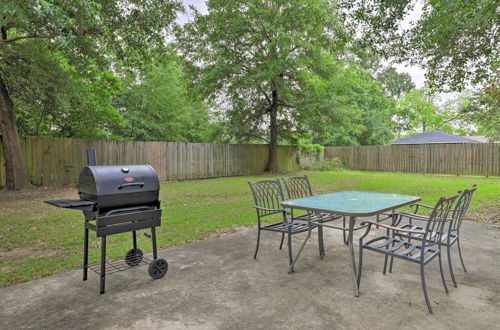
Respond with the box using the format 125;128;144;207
325;144;500;176
0;136;323;187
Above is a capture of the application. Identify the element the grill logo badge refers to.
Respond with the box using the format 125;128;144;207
124;177;134;183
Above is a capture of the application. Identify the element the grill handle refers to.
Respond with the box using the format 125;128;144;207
118;182;145;189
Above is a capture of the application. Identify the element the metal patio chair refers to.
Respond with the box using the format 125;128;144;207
248;179;321;272
358;193;459;314
282;175;344;256
389;185;477;287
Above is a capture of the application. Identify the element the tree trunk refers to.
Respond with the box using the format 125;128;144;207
267;88;278;172
0;74;31;190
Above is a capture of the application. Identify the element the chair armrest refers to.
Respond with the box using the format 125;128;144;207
410;203;434;214
363;220;426;234
254;206;291;214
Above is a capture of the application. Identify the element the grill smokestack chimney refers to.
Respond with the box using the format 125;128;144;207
87;149;97;166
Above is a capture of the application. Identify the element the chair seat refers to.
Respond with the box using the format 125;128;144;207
261;221;316;234
292;212;342;223
363;235;439;264
397;224;458;245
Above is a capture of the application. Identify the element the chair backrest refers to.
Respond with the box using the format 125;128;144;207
422;193;459;247
282;175;313;199
449;184;477;233
248;179;285;219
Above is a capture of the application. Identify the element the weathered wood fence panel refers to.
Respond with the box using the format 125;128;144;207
324;144;500;176
0;136;323;187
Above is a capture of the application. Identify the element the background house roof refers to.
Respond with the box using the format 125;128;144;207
391;130;480;144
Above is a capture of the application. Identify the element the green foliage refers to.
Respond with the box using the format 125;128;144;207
175;0;349;144
0;0;183;139
304;61;395;146
298;144;324;155
376;67;415;100
456;86;500;141
346;0;499;91
114;51;212;142
409;0;499;90
2;40;123;138
394;89;445;136
304;158;344;171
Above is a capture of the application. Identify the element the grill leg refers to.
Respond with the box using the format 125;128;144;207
100;236;106;294
151;227;158;260
83;227;89;281
132;230;138;252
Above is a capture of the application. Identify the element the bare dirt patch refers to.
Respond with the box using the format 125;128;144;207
0;248;59;263
0;185;76;203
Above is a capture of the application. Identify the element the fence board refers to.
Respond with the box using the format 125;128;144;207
324;144;500;176
0;137;321;187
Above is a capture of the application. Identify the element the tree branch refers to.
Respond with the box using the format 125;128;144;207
1;34;54;43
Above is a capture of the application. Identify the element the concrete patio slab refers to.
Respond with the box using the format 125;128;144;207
1;221;499;329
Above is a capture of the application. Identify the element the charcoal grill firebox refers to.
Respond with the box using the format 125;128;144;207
45;150;168;294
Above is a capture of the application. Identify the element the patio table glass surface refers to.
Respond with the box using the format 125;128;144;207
282;191;421;216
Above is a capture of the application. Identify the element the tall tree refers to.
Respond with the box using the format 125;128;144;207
115;50;212;142
394;89;444;136
456;86;500;141
176;0;349;171
376;67;415;100
3;40;123;139
0;0;181;189
304;61;395;146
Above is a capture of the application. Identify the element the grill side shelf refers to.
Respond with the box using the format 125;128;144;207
45;199;97;211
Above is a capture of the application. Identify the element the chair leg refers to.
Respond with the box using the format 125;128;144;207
457;238;467;272
389;256;394;273
447;244;458;288
318;226;325;258
357;244;364;289
254;229;261;259
279;233;284;250
287;231;294;272
438;251;449;294
383;255;388;275
420;264;433;314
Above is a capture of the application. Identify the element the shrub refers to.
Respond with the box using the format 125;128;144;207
305;157;344;171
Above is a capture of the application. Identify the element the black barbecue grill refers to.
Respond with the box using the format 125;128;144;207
45;150;168;294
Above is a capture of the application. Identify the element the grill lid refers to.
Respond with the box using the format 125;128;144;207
78;165;159;196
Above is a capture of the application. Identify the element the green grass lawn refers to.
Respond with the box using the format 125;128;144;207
0;170;498;287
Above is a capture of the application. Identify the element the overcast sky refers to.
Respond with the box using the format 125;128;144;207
176;0;455;102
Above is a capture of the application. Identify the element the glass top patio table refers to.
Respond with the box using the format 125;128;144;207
281;190;421;217
281;190;422;297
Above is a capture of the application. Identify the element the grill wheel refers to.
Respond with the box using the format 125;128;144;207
148;258;168;279
125;248;144;266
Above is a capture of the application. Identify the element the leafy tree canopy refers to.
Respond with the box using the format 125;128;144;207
394;89;447;137
303;60;396;146
175;0;350;169
376;67;415;100
115;50;213;142
456;86;500;141
346;0;499;91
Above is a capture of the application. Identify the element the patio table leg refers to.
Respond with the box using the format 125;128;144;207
288;215;313;274
347;216;359;297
